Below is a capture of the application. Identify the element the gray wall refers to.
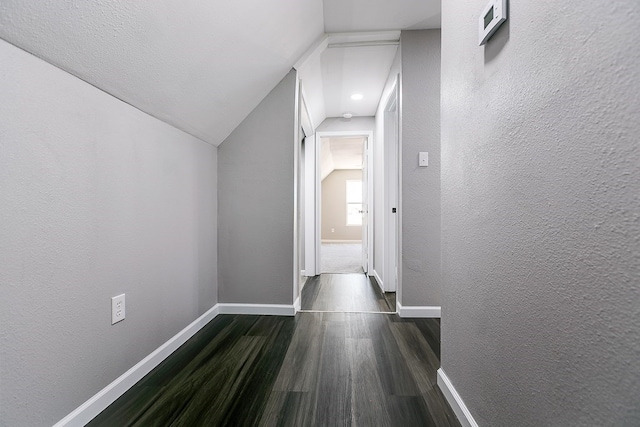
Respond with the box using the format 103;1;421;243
322;169;363;241
440;1;640;425
400;30;441;307
0;39;218;426
218;69;297;305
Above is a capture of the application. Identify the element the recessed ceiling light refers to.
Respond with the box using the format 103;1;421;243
343;113;353;119
350;93;363;100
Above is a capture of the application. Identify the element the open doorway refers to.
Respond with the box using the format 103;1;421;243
320;136;364;274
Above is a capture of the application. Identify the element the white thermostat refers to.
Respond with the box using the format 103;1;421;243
479;0;507;45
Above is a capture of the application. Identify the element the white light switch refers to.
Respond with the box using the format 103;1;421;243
419;152;429;167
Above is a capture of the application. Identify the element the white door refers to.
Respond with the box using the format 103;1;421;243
361;138;369;273
303;135;317;276
384;84;399;292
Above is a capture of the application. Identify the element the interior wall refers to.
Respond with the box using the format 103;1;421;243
218;69;297;305
440;1;640;425
400;30;441;307
316;116;375;133
321;169;363;241
0;39;218;426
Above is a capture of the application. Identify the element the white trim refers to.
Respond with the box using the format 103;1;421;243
437;369;479;427
217;303;296;316
294;296;301;313
321;239;362;244
293;72;301;326
54;304;221;427
396;301;441;318
372;269;385;293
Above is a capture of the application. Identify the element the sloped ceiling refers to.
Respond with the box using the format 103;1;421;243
0;1;440;146
323;0;441;32
0;0;324;146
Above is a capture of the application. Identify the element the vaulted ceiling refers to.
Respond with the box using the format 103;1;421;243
0;0;440;146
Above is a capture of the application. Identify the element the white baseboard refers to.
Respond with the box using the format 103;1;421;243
321;239;362;243
437;369;479;427
372;269;384;293
217;303;296;316
294;296;301;313
396;301;441;318
54;304;221;427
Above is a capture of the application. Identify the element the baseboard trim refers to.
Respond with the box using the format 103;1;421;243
372;269;384;293
294;296;301;313
396;302;441;318
54;304;221;427
217;303;296;316
437;369;479;427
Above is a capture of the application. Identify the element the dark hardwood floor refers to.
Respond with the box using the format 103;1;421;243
89;274;458;426
301;273;395;313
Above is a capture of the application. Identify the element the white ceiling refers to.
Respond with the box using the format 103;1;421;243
321;137;365;181
0;1;441;146
321;43;399;118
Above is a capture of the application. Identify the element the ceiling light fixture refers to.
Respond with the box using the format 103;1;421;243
343;113;353;119
350;93;363;100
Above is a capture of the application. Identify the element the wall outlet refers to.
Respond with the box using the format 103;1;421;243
111;294;125;324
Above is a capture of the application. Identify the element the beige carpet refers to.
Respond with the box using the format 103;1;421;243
321;243;363;274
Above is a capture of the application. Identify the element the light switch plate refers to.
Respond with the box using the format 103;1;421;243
111;294;125;324
419;152;429;167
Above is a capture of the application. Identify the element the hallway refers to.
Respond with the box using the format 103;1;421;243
88;311;458;426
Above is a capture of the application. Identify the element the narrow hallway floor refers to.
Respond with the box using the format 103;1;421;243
88;313;460;426
301;273;395;313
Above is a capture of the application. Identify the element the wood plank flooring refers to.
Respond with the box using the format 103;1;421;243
301;273;395;313
88;311;460;426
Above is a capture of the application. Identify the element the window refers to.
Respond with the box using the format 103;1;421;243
346;180;362;226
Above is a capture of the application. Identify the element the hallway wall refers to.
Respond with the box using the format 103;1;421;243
218;69;297;305
440;0;640;425
400;30;441;307
0;39;218;425
316;116;375;134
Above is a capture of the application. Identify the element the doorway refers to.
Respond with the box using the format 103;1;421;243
319;135;365;274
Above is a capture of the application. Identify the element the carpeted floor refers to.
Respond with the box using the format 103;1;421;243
321;243;363;274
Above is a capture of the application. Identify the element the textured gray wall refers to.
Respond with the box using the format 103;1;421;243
0;39;218;426
400;30;441;307
322;169;363;241
441;1;640;425
218;69;296;305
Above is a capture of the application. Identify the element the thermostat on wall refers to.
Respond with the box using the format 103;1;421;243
479;0;507;45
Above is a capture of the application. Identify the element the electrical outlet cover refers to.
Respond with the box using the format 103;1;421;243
111;294;126;324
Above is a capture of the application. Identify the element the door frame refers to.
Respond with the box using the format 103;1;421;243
314;129;374;276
